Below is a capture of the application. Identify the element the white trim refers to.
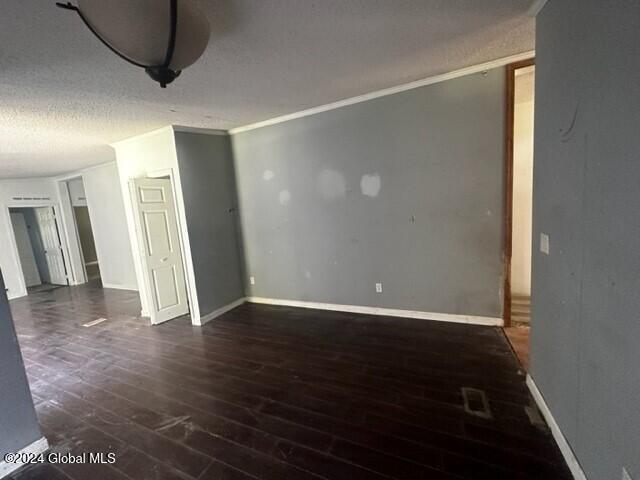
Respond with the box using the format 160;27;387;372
101;282;138;291
229;51;535;135
56;178;87;285
246;297;503;326
526;375;587;480
527;0;549;16
172;125;228;136
194;297;246;326
0;436;49;479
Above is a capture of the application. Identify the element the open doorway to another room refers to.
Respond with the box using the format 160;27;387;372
66;177;101;283
504;60;535;370
9;206;68;294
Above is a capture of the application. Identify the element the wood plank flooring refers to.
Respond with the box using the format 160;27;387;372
8;284;570;479
504;326;530;371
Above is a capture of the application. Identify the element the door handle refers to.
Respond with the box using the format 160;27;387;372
160;257;168;263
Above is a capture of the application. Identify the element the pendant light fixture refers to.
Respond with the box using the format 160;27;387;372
56;0;211;88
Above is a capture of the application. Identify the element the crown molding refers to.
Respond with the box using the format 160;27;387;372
229;50;535;135
527;0;549;16
172;125;229;136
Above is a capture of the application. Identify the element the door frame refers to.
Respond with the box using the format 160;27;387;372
5;203;72;297
57;175;93;285
503;58;535;327
9;210;42;287
56;174;90;286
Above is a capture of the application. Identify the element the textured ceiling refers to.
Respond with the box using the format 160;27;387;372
0;0;535;178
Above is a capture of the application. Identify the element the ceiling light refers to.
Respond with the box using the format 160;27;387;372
56;0;211;88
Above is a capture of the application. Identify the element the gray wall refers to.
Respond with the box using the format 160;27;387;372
0;272;42;457
174;132;245;315
232;69;506;317
531;1;640;478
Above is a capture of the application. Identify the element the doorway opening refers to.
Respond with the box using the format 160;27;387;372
66;177;101;283
503;59;535;370
9;206;69;294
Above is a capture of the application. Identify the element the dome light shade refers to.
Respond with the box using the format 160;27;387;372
56;0;211;87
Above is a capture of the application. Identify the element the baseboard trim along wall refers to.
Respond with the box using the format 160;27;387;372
526;375;587;480
195;297;247;326
246;297;503;326
101;283;138;291
0;437;49;479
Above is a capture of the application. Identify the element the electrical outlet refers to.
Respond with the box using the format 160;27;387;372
249;276;255;285
375;283;383;293
622;467;632;480
540;233;550;255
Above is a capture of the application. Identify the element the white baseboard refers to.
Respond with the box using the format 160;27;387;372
246;297;503;326
0;437;49;479
101;283;138;291
194;297;246;326
526;375;587;480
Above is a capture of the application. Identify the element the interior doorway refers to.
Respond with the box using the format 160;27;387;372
503;59;535;370
9;206;69;294
66;177;101;282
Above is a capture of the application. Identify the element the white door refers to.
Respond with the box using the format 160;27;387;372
10;212;42;287
34;207;68;285
131;178;189;324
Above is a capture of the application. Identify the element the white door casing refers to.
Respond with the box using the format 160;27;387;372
10;212;42;287
34;207;68;285
130;178;189;324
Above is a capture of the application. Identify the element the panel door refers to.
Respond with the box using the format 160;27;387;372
131;178;189;324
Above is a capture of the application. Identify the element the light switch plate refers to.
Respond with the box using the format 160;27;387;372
540;233;550;255
622;467;632;480
249;276;255;285
375;283;383;293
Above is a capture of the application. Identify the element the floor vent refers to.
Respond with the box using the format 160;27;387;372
82;318;107;327
462;387;492;419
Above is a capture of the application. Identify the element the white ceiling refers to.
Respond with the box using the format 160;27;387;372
0;0;536;178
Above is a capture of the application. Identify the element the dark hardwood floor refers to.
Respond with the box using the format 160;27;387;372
8;284;571;479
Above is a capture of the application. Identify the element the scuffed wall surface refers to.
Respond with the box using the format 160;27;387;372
232;68;506;317
531;0;640;478
0;273;42;457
